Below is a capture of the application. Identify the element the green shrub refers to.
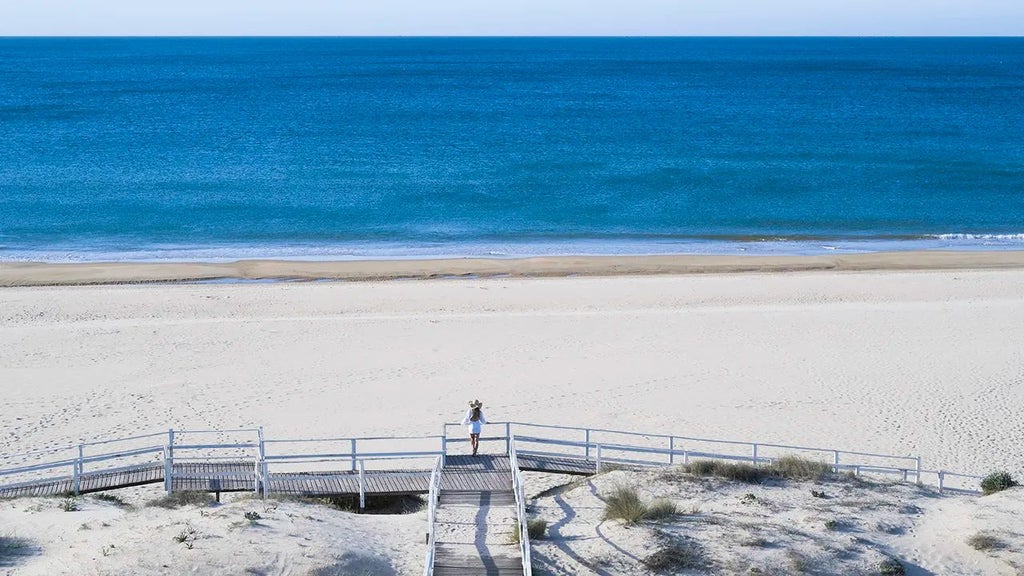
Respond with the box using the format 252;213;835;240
60;497;79;512
980;471;1018;495
603;485;649;524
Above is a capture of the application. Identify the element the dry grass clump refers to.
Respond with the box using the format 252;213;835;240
603;485;649;524
770;456;833;481
966;532;1003;551
687;460;765;483
642;538;706;572
527;518;547;539
148;491;215;509
645;499;679;520
603;486;681;524
509;518;548;545
684;456;834;484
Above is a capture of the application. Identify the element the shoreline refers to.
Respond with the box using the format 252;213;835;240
3;250;1024;286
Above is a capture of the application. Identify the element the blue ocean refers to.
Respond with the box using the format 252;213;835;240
1;37;1023;262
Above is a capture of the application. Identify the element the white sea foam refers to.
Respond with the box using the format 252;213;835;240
2;235;1024;263
933;233;1024;240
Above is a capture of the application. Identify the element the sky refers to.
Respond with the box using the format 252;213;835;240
1;0;1022;36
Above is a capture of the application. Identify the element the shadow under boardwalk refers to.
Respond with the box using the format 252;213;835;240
433;454;523;576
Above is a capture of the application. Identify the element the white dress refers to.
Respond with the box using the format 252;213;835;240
461;409;487;434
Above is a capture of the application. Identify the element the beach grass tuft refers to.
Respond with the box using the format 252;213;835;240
770;455;833;481
980;471;1018;495
683;456;834;484
527;518;547;539
602;485;649;524
645;498;679;520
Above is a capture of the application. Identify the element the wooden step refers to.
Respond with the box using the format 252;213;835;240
440;490;516;506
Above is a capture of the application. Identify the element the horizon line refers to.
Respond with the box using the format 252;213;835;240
1;34;1023;39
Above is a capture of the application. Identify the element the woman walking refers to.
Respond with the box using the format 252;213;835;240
461;399;487;456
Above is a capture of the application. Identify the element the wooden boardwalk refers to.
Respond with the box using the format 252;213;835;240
0;452;597;500
267;470;430;496
432;455;523;576
0;463;432;499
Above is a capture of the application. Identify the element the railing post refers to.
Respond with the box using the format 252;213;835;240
683;450;689;465
752;443;758;465
915;456;922;485
350;439;357;472
505;422;511;455
669;437;675;465
595;444;602;474
441;424;448;458
833;451;840;473
256;427;266;496
937;470;945;494
73;443;84;495
358;460;366;511
585;429;591;461
163;446;173;494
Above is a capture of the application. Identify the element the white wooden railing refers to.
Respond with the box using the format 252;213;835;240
442;421;986;494
508;434;533;576
0;421;989;496
0;428;444;498
422;455;444;576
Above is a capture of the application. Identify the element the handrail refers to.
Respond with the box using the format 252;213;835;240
450;421;919;465
0;422;987;496
509;434;533;576
263;434;443;444
264;451;442;461
422;455;443;576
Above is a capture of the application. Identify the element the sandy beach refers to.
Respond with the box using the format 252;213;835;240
2;265;1022;476
3;264;1024;574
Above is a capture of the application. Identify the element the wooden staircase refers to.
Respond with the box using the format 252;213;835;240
432;455;523;576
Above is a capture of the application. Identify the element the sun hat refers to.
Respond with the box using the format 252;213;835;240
468;399;483;409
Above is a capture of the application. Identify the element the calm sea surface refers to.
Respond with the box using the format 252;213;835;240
1;37;1023;261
